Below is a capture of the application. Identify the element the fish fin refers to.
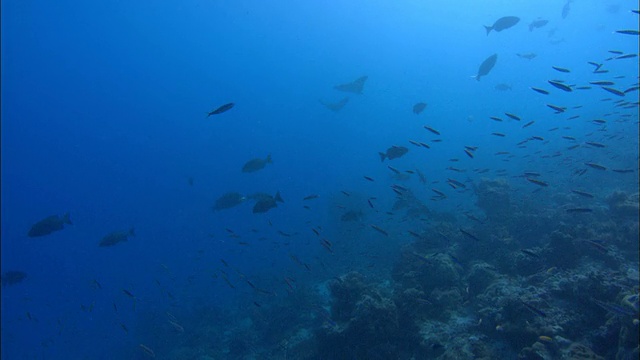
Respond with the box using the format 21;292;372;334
129;227;136;237
275;191;284;203
63;212;72;225
378;152;386;162
266;154;272;163
484;25;492;35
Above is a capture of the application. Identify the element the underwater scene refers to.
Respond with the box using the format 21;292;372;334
1;1;639;359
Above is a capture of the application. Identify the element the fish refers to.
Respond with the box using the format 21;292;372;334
548;80;572;92
492;132;506;137
370;224;389;236
517;52;537;60
1;271;27;286
520;300;547;317
530;87;549;95
340;210;363;222
28;213;72;237
303;194;319;201
584;162;607;170
320;97;349;112
505;113;521;121
571;190;594;198
600;87;625;97
494;83;512;91
490;116;503;122
424;125;440;135
552;66;570;73
484;16;520;35
242;154;273;173
474;54;498;81
213;192;246;211
590;81;615;85
529;18;549;31
207;103;234;116
252;192;284;214
547;104;566;113
413;102;427;114
459;228;480;241
526;178;548;187
464;149;474;158
615;30;640;35
592;298;636;316
379;145;408;161
523;121;535;128
99;228;135;247
562;0;572;19
615;54;638;60
139;344;156;358
334;76;368;94
585;142;605;148
363;176;375;182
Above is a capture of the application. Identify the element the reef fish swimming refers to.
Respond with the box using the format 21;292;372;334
484;16;520;35
379;146;409;162
475;54;498;81
28;213;72;237
242;155;273;173
99;228;135;247
334;76;368;94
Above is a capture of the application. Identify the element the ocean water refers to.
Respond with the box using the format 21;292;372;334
1;1;638;359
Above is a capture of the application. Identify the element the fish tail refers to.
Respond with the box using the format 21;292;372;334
378;152;386;162
484;25;492;35
275;191;284;203
129;227;136;237
63;212;72;225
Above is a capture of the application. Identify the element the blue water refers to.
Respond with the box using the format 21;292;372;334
2;1;638;359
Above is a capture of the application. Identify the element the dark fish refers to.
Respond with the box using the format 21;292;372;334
552;66;570;73
242;154;273;173
585;162;606;170
413;102;427;114
207;103;234;116
379;145;408;161
340;210;363;222
523;121;535;128
615;30;640;35
252;192;284;214
529;18;549;31
592;298;636;316
370;224;389;236
548;80;572;92
615;53;638;60
600;87;625;96
334;76;368;94
424;125;440;135
585;142;605;148
526;178;548;187
363;176;375;182
530;87;549;94
28;213;72;237
505;112;521;120
475;54;498;81
484;16;520;35
517;52;537;60
213;192;246;211
459;228;480;241
464;149;474;158
566;208;593;213
547;104;566;113
494;83;512;91
1;271;27;286
303;194;319;201
320;97;349;112
492;132;506;137
520;300;547;317
99;228;135;247
590;80;614;85
490;116;503;122
562;0;572;19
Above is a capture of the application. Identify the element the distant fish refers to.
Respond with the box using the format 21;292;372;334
99;228;135;247
207;103;234;116
320;97;349;112
213;192;246;211
590;80;614;86
474;54;498;81
548;80;572;92
529;18;549;31
530;87;549;95
505;112;521;121
379;145;408;161
28;213;72;237
424;125;440;135
562;0;573;19
552;66;570;73
517;52;537;60
1;271;27;286
547;104;566;113
334;76;368;94
494;83;512;91
242;154;273;173
484;16;520;35
413;102;427;114
252;192;284;214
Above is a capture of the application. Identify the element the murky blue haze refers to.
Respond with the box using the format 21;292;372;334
2;1;638;359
